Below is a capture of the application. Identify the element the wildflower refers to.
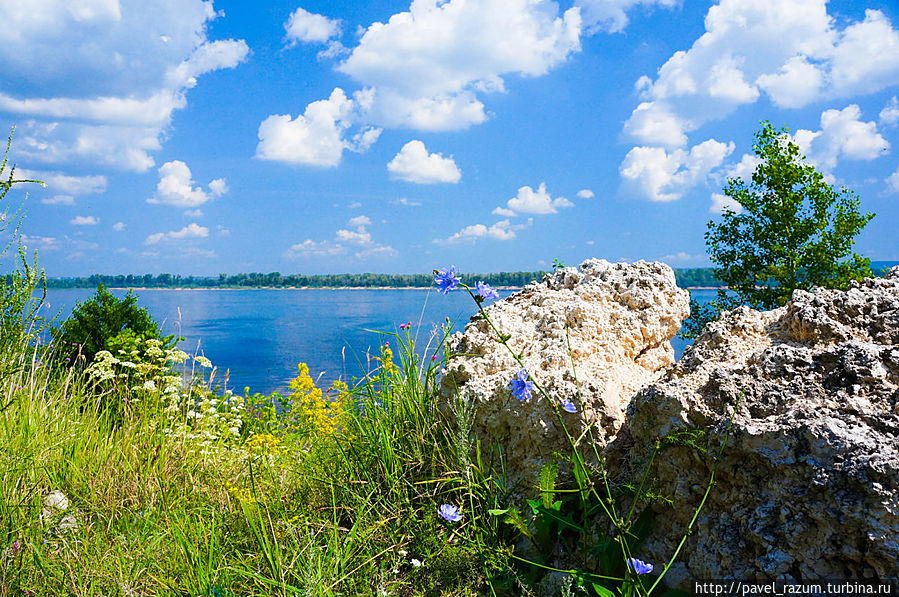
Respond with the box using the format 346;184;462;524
561;398;577;413
438;504;462;522
399;321;412;330
509;369;535;401
627;558;653;575
410;558;422;567
431;355;438;361
476;281;499;300
434;266;461;294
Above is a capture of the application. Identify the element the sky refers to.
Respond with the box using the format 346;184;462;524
1;0;898;277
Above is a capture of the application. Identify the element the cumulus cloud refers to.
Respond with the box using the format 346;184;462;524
284;7;341;45
880;96;899;127
886;165;899;193
575;0;678;34
336;0;582;132
144;222;208;244
619;138;735;201
792;104;889;171
112;221;126;231
287;215;395;259
710;192;743;214
622;1;899;148
502;182;572;215
41;194;75;205
392;197;422;206
438;218;532;244
256;88;382;167
387;140;461;183
20;234;61;251
147;160;227;208
0;1;249;172
70;215;98;225
576;189;595;199
15;168;106;195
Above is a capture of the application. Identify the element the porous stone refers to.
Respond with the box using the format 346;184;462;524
619;268;899;585
440;259;689;489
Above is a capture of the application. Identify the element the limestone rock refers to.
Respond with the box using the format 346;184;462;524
620;268;899;585
42;490;79;533
440;259;689;488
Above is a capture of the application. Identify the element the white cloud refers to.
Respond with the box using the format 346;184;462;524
20;234;60;251
256;88;382;167
710;193;743;214
387;140;461;184
793;104;889;171
622;1;899;148
148;160;226;208
285;239;344;258
392;197;421;206
112;221;126;231
576;189;594;199
209;178;228;197
492;206;517;217
336;0;582;131
439;218;533;244
288;215;394;259
619;138;735;201
886;165;899;193
216;225;230;237
880;97;899;128
70;215;98;225
144;222;208;244
15;168;106;195
41;194;75;205
0;2;249;172
184;209;204;217
284;7;340;45
659;251;709;266
575;0;678;34
503;182;572;215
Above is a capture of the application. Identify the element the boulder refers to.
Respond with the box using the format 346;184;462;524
440;259;689;488
620;268;899;585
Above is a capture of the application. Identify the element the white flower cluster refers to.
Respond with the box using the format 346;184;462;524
84;337;245;458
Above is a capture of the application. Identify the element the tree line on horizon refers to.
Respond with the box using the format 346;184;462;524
35;263;897;291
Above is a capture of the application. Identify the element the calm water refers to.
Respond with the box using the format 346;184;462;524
41;287;716;395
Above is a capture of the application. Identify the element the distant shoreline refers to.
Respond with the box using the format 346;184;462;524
85;285;726;291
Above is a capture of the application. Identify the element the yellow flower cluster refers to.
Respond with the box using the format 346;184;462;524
286;363;350;438
246;433;284;457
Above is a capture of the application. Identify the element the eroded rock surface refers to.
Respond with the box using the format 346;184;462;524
440;259;689;488
620;268;899;584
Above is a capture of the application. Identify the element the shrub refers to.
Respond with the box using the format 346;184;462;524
53;284;173;364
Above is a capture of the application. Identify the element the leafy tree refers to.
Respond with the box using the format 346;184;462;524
705;121;874;310
53;284;171;364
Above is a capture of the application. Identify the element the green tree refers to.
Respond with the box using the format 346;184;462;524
53;284;171;364
705;121;874;310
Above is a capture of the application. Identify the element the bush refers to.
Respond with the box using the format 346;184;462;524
53;284;173;364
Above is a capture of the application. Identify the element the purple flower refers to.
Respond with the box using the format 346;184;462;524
627;558;653;575
438;504;462;522
434;266;461;294
399;321;412;330
560;398;577;414
431;355;438;361
509;369;535;401
475;281;499;300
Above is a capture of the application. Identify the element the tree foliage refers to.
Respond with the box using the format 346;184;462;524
53;285;171;364
705;121;874;310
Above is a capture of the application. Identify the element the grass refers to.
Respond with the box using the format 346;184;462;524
0;315;525;596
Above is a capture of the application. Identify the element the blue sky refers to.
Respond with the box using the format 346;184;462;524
2;0;898;276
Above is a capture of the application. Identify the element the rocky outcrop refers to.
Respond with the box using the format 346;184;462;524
440;259;689;488
620;268;899;584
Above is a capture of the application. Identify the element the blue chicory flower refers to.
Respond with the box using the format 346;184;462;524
561;398;577;413
434;266;461;294
627;558;653;575
509;369;535;401
475;281;500;300
438;504;462;522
